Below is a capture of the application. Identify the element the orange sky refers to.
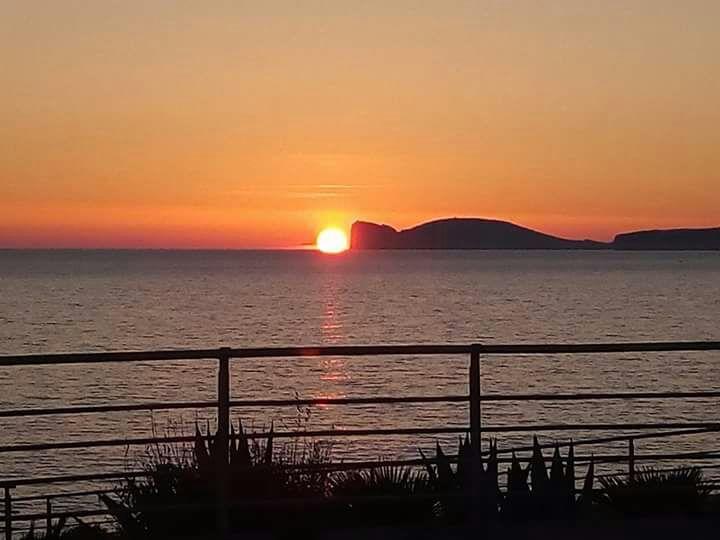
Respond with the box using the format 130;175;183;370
2;2;719;248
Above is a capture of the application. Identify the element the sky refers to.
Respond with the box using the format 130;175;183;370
1;1;719;248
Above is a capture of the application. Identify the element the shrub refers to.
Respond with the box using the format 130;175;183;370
599;466;711;516
103;419;332;538
21;519;110;540
420;436;595;523
328;465;431;525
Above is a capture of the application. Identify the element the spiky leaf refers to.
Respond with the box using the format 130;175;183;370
530;436;548;494
263;422;274;465
418;448;438;486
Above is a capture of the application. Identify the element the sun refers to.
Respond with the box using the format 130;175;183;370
316;227;349;254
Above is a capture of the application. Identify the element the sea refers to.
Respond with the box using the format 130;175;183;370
1;249;719;495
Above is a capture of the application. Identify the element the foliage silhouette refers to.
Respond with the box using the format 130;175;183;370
328;464;432;525
102;420;331;538
28;430;704;538
21;518;108;540
598;466;711;516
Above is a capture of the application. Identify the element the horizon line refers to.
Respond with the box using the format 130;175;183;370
2;218;718;250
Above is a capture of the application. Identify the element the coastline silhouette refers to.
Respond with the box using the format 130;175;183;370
350;218;720;250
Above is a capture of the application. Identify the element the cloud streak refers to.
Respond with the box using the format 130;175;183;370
227;183;388;200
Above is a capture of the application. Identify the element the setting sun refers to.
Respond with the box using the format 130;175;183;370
316;228;349;254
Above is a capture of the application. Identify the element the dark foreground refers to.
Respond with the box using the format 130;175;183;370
180;517;720;540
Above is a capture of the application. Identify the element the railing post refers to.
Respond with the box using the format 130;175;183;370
628;437;635;482
216;348;231;539
4;486;12;540
469;345;482;452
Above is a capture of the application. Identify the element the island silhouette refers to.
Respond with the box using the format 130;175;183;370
350;218;720;250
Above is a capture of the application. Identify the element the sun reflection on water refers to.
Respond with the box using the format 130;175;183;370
315;277;350;404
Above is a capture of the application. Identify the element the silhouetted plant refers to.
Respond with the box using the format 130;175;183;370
527;437;578;517
21;518;110;540
577;456;595;511
504;438;594;519
419;436;499;521
95;427;720;537
328;465;431;524
503;450;530;519
103;419;331;538
418;436;594;522
598;466;710;516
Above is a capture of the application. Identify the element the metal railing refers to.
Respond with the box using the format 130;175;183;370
1;340;720;538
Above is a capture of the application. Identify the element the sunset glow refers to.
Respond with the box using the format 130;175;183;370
316;228;349;254
1;3;719;248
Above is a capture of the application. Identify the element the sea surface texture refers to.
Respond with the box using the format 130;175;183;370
1;250;719;490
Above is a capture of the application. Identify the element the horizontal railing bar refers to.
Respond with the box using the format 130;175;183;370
5;422;720;455
595;450;720;462
12;473;720;523
0;450;610;489
477;341;720;355
15;480;720;526
230;395;469;407
13;483;720;526
0;484;683;522
0;401;219;418
228;345;472;359
7;446;720;491
13;488;116;502
0;345;468;366
0;427;469;454
3;460;455;489
0;396;470;418
0;471;146;488
3;433;720;488
492;426;720;456
19;483;720;522
7;390;720;419
0;349;223;366
7;487;578;522
0;458;496;493
7;508;111;522
8;520;116;534
278;451;720;472
0;487;607;522
483;421;720;433
481;390;720;402
596;462;720;478
1;341;719;366
14;482;720;529
9;493;468;521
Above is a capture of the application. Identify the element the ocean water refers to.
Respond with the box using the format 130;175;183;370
1;249;719;490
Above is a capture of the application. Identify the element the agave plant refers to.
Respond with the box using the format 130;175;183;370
502;437;594;519
599;466;710;516
527;437;575;517
193;419;261;474
104;418;331;537
419;436;500;522
577;456;595;511
503;451;531;519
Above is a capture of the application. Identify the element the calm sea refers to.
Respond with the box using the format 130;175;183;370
1;249;719;484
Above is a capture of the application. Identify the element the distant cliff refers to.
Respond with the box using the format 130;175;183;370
351;219;720;250
613;228;720;250
350;219;606;250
